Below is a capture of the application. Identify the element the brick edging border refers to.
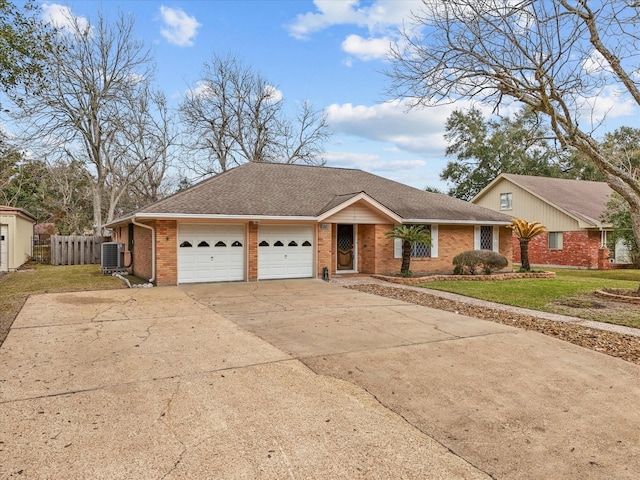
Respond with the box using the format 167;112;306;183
371;271;556;285
594;289;640;305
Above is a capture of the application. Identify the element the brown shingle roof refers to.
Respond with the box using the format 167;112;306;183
500;174;613;227
130;163;511;223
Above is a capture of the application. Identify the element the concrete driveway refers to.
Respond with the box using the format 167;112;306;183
1;280;639;479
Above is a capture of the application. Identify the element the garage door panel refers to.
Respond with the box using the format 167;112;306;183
178;225;244;283
258;226;314;280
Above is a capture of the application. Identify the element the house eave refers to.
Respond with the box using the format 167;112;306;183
403;219;512;226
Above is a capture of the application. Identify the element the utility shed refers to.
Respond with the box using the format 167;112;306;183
0;206;36;272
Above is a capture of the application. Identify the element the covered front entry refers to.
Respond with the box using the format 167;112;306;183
177;224;245;283
337;224;355;271
258;225;314;280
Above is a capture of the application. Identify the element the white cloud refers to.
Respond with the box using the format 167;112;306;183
582;49;613;75
323;150;426;175
287;0;419;40
263;85;283;103
341;34;391;61
159;6;201;47
325;99;467;156
579;85;638;128
41;3;90;35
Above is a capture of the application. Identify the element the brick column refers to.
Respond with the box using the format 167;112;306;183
155;220;177;285
247;222;258;281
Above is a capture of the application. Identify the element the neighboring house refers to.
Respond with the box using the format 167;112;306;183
472;173;626;269
106;163;513;285
0;206;37;272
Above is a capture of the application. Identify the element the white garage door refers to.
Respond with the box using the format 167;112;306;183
0;225;7;272
258;225;314;280
178;224;245;283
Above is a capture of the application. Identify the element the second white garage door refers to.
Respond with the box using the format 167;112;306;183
258;225;314;280
178;224;245;283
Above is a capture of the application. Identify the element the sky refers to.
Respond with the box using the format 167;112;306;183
10;0;640;191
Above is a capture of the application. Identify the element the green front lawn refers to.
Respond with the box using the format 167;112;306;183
420;269;640;329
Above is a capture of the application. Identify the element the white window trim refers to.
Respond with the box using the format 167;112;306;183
500;192;513;210
474;225;499;252
548;231;564;250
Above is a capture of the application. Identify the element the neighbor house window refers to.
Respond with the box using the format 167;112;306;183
548;232;563;250
500;192;512;210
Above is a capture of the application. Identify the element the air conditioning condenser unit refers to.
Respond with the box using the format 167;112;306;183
101;242;124;273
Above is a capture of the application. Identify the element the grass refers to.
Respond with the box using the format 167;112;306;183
419;269;640;329
0;263;125;346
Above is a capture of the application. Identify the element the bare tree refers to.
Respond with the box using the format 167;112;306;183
179;53;329;177
388;1;640;257
114;87;179;214
14;10;165;233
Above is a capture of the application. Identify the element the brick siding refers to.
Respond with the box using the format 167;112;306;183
512;230;609;269
154;220;177;285
247;222;258;281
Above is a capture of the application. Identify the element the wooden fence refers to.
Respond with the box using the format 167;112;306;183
50;235;104;266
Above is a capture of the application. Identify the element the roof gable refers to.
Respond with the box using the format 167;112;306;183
474;173;613;228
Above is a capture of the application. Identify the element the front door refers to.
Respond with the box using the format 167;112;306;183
337;224;354;271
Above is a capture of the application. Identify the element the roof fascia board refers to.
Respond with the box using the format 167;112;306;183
317;192;402;223
135;213;319;221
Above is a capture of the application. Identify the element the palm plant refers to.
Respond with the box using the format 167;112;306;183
385;225;432;276
509;219;547;272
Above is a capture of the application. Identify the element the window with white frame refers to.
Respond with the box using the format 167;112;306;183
480;226;493;250
500;192;512;210
548;232;563;250
394;225;439;259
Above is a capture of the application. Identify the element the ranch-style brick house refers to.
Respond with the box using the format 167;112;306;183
472;173;627;269
106;163;513;285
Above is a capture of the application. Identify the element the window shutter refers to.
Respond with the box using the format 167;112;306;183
474;226;481;250
394;238;402;258
493;226;500;252
431;225;438;258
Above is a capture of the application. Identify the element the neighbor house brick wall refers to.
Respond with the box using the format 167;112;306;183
154;220;177;285
513;230;603;269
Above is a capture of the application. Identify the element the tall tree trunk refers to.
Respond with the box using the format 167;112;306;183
92;185;103;236
520;238;531;272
